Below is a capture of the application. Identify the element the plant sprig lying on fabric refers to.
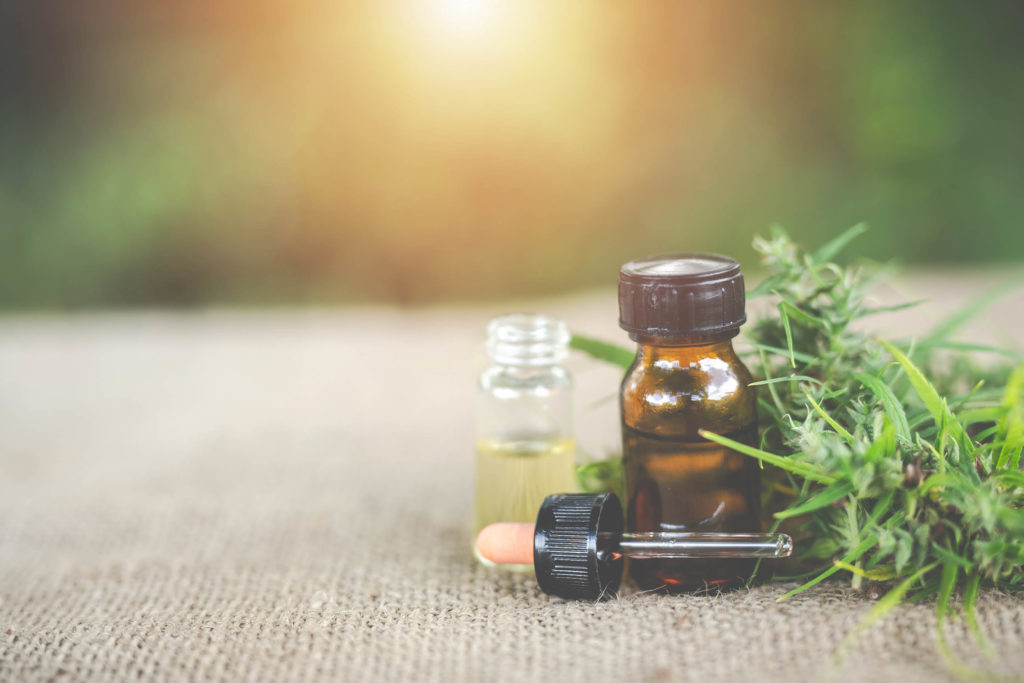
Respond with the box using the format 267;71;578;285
572;226;1024;664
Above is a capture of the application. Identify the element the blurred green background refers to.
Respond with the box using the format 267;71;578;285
2;1;1023;308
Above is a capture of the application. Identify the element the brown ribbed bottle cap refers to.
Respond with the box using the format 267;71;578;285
618;253;746;339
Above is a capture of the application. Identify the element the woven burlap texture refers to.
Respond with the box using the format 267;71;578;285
2;305;1023;682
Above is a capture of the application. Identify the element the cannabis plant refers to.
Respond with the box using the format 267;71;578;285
573;226;1024;666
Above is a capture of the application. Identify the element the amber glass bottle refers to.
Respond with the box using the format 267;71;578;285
618;254;759;593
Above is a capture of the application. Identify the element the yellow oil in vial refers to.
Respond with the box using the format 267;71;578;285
474;437;577;570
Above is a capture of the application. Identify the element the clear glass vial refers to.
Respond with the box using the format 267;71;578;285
474;314;578;570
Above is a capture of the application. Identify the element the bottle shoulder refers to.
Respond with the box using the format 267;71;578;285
620;350;755;435
622;351;753;392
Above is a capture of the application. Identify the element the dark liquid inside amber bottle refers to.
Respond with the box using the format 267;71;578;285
624;425;759;592
621;339;759;593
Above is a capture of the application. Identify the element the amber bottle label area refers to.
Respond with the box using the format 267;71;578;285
623;423;761;593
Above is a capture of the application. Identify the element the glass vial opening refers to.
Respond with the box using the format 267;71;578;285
486;313;570;367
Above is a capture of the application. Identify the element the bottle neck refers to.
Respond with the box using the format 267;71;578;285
486;314;569;367
630;327;738;347
631;331;739;364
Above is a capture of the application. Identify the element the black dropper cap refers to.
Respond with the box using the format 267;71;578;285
533;493;624;601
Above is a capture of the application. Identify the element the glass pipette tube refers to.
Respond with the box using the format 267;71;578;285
604;531;793;559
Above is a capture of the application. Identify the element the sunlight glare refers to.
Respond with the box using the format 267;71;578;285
429;0;502;41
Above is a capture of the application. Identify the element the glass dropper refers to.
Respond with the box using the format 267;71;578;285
605;531;792;560
475;492;794;600
478;525;792;563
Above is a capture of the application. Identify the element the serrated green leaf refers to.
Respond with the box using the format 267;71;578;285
774;481;854;520
778;534;877;601
749;375;823;387
932;544;971;569
937;562;959;622
740;342;816;364
699;430;837;484
879;339;964;443
963;571;993;656
833;560;900;581
778;302;796;368
806;394;854;442
958;406;1006;426
996;365;1024;469
993;470;1024;489
860;299;929;316
812;223;868;264
749;274;787;299
777;296;828;329
854;371;911;443
569;334;634;371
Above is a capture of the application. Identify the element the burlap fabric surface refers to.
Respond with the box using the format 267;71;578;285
2;287;1023;682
